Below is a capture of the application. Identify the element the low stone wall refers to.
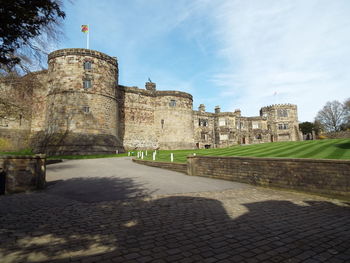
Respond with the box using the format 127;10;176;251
324;131;350;139
0;155;46;194
187;156;350;197
132;159;187;174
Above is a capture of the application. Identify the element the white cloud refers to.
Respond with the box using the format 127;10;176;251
209;0;350;121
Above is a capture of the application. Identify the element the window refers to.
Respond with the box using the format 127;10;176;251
252;122;260;129
220;134;228;140
201;132;208;140
83;61;92;70
199;118;208;126
169;100;176;107
278;123;289;130
219;118;226;126
256;134;262;139
83;106;90;113
161;119;164;129
236;122;244;129
83;79;92;89
0;117;8;127
277;109;288;117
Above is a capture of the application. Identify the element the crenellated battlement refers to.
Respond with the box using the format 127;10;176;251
260;103;297;111
48;48;118;67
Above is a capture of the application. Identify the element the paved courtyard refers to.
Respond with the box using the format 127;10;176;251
0;157;349;263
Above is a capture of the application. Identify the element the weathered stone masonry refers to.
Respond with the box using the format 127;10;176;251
0;48;301;155
133;156;350;198
0;155;46;194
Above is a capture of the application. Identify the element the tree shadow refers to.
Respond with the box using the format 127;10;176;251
0;183;349;263
335;142;350;149
45;176;150;203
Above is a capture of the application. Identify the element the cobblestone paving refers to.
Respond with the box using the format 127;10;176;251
0;181;349;262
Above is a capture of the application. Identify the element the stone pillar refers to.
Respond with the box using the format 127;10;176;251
234;109;241;117
0;155;46;194
199;104;206;112
187;155;197;176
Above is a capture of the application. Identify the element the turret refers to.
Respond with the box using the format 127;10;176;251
40;48;122;155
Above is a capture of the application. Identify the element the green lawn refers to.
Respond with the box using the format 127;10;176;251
1;139;349;161
0;149;128;159
136;138;350;163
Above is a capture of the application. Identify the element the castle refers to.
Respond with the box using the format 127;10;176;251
0;49;300;155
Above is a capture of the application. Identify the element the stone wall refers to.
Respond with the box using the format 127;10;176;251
193;110;216;148
0;74;35;151
155;92;195;149
39;48;122;155
118;86;158;150
324;131;350;139
260;104;300;142
119;86;195;150
0;48;302;155
0;155;46;194
187;155;350;197
132;158;187;174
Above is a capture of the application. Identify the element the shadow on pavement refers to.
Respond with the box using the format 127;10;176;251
45;176;149;203
0;178;349;263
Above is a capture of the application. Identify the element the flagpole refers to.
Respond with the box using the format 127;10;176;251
87;24;89;49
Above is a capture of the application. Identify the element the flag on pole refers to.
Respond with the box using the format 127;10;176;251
81;25;89;33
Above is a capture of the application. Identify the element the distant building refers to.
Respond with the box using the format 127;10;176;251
0;48;300;155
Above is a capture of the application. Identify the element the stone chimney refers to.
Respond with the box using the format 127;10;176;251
145;81;156;91
198;104;206;112
234;109;241;117
215;106;221;113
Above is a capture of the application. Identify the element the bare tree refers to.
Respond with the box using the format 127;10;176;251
315;100;347;132
0;0;65;75
342;97;350;130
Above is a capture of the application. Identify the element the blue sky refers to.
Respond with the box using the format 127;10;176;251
55;0;350;122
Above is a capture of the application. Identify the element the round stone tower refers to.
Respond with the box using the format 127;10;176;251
155;91;195;149
42;48;122;155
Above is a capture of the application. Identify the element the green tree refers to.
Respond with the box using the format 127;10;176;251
299;121;314;134
0;0;65;73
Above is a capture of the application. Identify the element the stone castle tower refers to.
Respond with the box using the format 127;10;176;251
32;49;123;155
0;48;300;155
260;104;299;142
